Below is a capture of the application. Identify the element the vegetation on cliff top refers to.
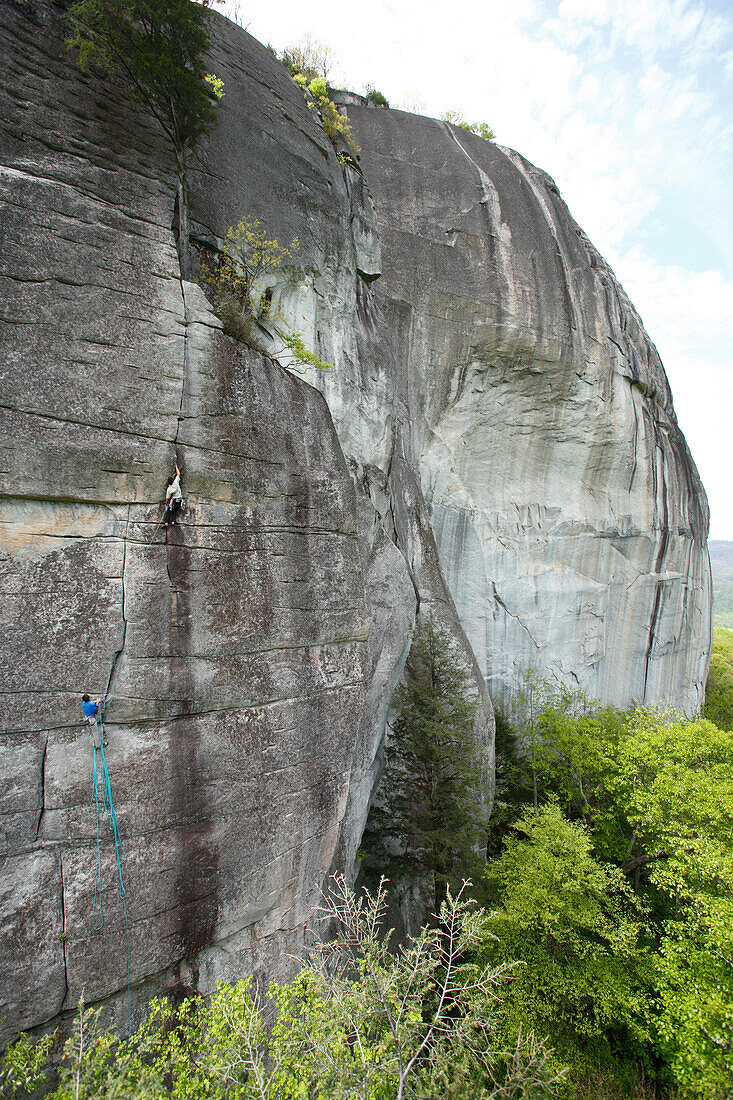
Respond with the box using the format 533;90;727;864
280;35;494;144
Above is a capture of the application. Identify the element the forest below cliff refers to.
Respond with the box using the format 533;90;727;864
4;628;733;1100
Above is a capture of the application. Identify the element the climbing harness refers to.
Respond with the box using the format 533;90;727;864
89;702;131;1025
148;498;186;545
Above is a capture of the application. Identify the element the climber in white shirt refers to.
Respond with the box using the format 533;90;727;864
163;463;183;526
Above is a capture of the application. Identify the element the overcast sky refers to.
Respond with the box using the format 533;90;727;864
222;0;732;540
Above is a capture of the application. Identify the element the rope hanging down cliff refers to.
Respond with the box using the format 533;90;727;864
82;464;187;1025
89;704;131;1024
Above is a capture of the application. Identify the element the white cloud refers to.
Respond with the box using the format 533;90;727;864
605;246;733;537
557;0;610;25
611;249;733;362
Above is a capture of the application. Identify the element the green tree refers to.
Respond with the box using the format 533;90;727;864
200;216;299;342
655;891;733;1099
529;688;628;862
200;217;332;370
293;75;360;154
365;85;390;108
704;627;733;730
367;618;489;911
67;0;224;278
441;110;496;140
481;804;653;1094
614;711;733;1097
508;696;733;1096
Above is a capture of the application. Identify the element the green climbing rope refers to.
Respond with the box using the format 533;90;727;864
83;495;180;1025
89;710;131;1025
147;512;167;547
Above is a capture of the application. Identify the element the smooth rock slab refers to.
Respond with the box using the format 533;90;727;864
348;108;711;715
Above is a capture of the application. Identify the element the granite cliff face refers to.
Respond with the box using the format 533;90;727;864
0;1;709;1042
340;107;711;717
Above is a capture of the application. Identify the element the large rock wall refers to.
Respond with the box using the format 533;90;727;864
0;0;708;1043
0;1;489;1042
346;108;711;715
0;0;364;1042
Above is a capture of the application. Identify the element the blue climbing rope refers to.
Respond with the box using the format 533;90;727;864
89;709;131;1026
83;495;179;1024
146;512;167;548
89;744;105;931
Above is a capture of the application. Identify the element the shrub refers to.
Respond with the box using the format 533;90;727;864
200;218;332;372
278;331;332;373
1;879;561;1099
213;295;261;346
365;85;390;108
441;110;496;141
200;217;298;346
464;120;496;140
305;77;360;154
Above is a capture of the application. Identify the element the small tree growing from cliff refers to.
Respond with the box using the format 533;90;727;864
67;0;224;278
367;618;489;911
442;110;496;141
201;217;332;370
280;34;336;83
200;215;299;342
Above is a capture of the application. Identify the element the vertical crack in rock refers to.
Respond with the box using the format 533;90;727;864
160;267;219;965
34;736;49;841
385;443;421;613
174;275;190;450
106;507;130;699
58;852;69;1010
628;389;640;494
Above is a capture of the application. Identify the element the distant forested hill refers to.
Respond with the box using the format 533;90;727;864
709;541;733;627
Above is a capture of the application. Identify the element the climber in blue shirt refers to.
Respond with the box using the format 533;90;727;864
82;694;107;747
82;694;100;723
